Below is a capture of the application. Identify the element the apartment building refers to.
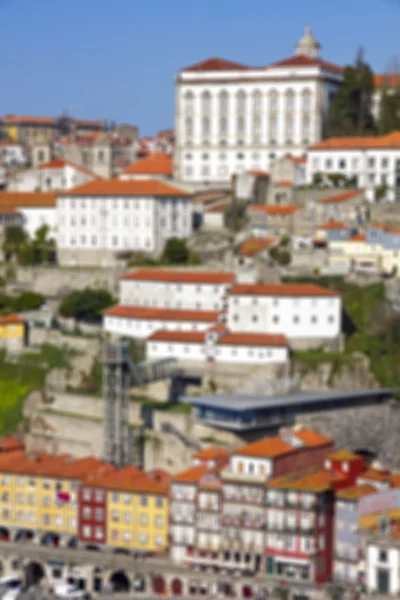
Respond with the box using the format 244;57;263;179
0;192;56;237
170;428;334;574
307;132;400;202
56;179;193;266
120;152;173;181
0;314;25;352
79;467;169;552
0;115;107;145
8;158;100;193
248;205;302;236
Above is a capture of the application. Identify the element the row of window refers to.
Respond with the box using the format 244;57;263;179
2;509;76;528
67;236;152;249
83;490;164;508
81;525;163;546
183;89;313;115
185;116;311;140
153;344;279;359
312;155;399;171
231;314;336;325
61;199;186;209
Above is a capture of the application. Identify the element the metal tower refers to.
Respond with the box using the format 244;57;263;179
102;341;132;467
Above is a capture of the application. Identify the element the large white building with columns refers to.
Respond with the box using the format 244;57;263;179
174;27;343;184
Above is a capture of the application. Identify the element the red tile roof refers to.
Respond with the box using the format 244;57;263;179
318;190;363;204
238;237;276;257
229;283;339;297
104;304;219;323
310;131;400;150
86;466;169;495
274;180;293;188
193;447;230;461
206;202;228;213
0;206;20;215
0;437;24;452
60;179;190;197
358;468;391;483
217;331;288;347
328;449;363;462
235;429;332;459
0;314;24;325
374;74;400;88
249;204;300;215
121;152;173;177
337;484;376;500
319;220;348;230
2;115;56;125
268;466;334;492
193;190;229;204
183;57;249;72
121;269;235;284
173;465;208;483
348;233;366;242
0;192;56;208
39;158;101;180
148;330;206;343
249;170;270;177
289;156;307;164
269;54;343;73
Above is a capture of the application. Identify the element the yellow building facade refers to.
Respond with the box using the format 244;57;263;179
0;315;25;352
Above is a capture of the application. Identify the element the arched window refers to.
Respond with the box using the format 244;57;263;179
253;115;261;143
184;91;194;114
219;91;228;114
252;89;262;112
285;89;295;111
185;118;193;138
219;117;227;136
202;117;210;137
98;150;104;163
202;91;211;115
237;90;246;113
268;90;279;113
302;89;312;111
237;116;245;136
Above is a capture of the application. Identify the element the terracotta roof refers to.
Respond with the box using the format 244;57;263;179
0;206;20;215
374;74;400;88
0;192;56;208
182;57;249;72
269;54;343;73
193;190;229;204
121;269;235;284
173;465;208;483
370;223;387;229
318;190;363;204
39;158;101;180
310;131;400;150
360;508;400;530
104;304;219;323
0;451;112;480
358;468;392;482
148;330;206;344
193;447;230;461
234;429;331;459
348;233;366;242
229;283;339;297
337;484;376;501
85;466;168;495
60;178;190;198
121;152;173;176
274;180;293;188
1;115;56;125
0;437;24;452
238;237;276;257
249;170;270;177
289;156;307;164
319;220;348;230
328;449;363;462
0;314;24;325
217;331;288;347
249;204;300;215
268;466;334;492
206;202;228;213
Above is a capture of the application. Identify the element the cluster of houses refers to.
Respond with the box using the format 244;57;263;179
0;431;400;596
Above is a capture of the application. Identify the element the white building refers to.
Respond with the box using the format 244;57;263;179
8;158;99;192
119;269;234;311
0;140;27;167
307;132;400;202
0;191;56;237
174;27;343;184
56;179;193;266
227;283;341;344
366;537;400;596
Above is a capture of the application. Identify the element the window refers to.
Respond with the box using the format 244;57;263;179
185;118;193;138
124;512;131;524
352;157;359;169
237;90;246;112
272;315;279;324
339;159;346;169
140;533;148;545
293;315;300;324
155;515;164;528
202;117;210;137
95;527;103;540
140;513;148;526
219;117;227;136
382;157;389;169
311;315;317;324
202;91;211;114
325;159;332;169
184;91;194;114
285;90;295;111
123;531;131;542
112;492;119;503
124;494;131;505
43;496;50;507
252;315;258;323
379;550;388;562
83;506;92;519
83;489;92;501
95;508;103;520
368;157;375;168
18;476;25;486
155;535;163;546
302;89;311;110
269;90;278;112
156;496;164;508
83;526;91;539
219;91;228;114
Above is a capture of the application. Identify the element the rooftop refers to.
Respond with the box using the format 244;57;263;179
59;178;190;198
229;282;339;297
238;237;276;257
319;220;348;230
337;484;377;501
173;465;209;484
85;466;168;495
249;204;300;215
233;429;332;459
39;158;101;180
121;269;235;285
0;192;56;208
328;449;363;462
310;131;400;151
104;304;220;323
193;447;230;461
121;152;173;177
0;314;24;326
268;466;334;492
148;329;206;344
318;190;363;204
217;331;288;347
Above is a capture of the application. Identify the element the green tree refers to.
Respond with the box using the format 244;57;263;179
325;48;376;137
379;84;400;134
2;225;28;261
161;238;190;264
11;291;45;312
59;288;115;323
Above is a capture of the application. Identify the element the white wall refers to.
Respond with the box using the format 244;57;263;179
120;280;229;311
104;315;215;339
57;195;193;256
229;455;272;477
176;63;342;183
20;207;57;238
40;165;93;191
0;144;27;167
147;340;205;361
226;294;341;339
367;545;399;595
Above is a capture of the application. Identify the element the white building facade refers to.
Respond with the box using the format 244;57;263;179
174;27;343;184
56;179;193;266
307;132;400;202
0;192;57;238
39;159;99;191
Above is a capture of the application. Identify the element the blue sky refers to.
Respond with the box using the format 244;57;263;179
1;0;399;136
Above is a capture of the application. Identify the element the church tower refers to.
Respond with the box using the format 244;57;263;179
296;26;321;59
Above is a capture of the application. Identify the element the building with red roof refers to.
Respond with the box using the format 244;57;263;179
175;27;342;185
